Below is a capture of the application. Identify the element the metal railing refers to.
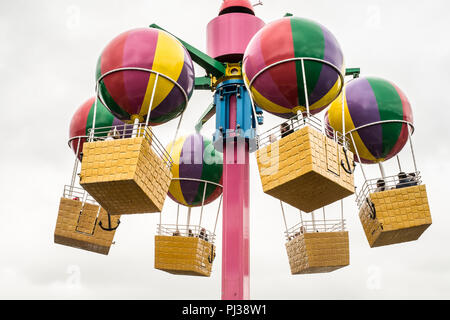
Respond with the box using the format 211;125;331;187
63;185;98;205
284;219;347;242
156;224;216;244
355;171;422;209
257;113;349;150
86;123;173;169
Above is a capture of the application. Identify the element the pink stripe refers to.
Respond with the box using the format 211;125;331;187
244;22;293;108
122;29;158;116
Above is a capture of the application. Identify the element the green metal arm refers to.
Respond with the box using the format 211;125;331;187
195;102;216;132
150;23;226;78
345;67;360;78
195;76;212;90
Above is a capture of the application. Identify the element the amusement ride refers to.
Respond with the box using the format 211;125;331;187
54;0;432;299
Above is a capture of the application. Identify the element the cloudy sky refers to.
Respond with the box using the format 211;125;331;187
1;0;449;300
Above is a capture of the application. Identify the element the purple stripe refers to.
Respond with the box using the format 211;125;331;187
123;29;158;116
309;26;344;106
244;32;292;109
346;79;383;157
150;47;194;120
179;134;204;204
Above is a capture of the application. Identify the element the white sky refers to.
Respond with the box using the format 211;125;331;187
1;0;449;299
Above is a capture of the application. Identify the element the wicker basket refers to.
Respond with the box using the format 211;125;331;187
154;235;216;277
257;126;354;213
54;198;120;255
286;231;349;274
359;184;432;248
80;137;172;215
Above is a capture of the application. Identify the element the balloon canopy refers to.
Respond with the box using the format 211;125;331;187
96;28;195;126
328;77;413;164
69;97;125;159
243;16;345;118
167;133;223;207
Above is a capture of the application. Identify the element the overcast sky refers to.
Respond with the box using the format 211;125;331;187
1;0;449;300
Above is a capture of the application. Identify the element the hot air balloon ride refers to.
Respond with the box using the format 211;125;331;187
155;133;223;277
242;15;355;275
247;16;354;211
54;0;432;299
328;76;432;247
79;27;195;215
54;97;121;255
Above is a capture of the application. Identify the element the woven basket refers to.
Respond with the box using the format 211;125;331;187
257;126;354;213
54;198;120;255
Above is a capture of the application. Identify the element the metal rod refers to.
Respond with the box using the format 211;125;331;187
396;155;402;172
132;118;139;138
341;199;344;231
322;207;326;232
186;207;191;236
144;73;159;130
169;111;184;159
378;162;386;179
311;211;316;232
408;125;418;172
349;132;368;181
341;86;346;141
280;201;289;234
299;210;304;225
300;59;310;116
91;90;98;141
199;182;207;227
69;137;81;197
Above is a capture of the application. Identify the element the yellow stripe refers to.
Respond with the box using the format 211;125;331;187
328;91;378;163
140;31;185;117
167;136;188;206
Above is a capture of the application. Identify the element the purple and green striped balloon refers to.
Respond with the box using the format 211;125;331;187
166;133;223;207
328;77;413;164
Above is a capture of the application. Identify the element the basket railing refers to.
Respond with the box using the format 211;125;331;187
86;123;173;169
156;224;216;244
355;171;422;209
257;113;349;150
63;185;98;206
284;219;346;241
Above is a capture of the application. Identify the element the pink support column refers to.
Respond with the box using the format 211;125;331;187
222;95;250;300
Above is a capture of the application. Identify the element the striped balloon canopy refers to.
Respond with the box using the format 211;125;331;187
167;134;223;207
96;28;195;126
328;77;413;164
243;16;345;118
69;97;125;159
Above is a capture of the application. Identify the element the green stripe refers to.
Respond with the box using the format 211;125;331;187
86;99;116;137
367;78;403;158
191;138;223;206
290;18;324;108
96;55;130;121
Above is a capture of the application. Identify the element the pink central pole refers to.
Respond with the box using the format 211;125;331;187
222;95;250;300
